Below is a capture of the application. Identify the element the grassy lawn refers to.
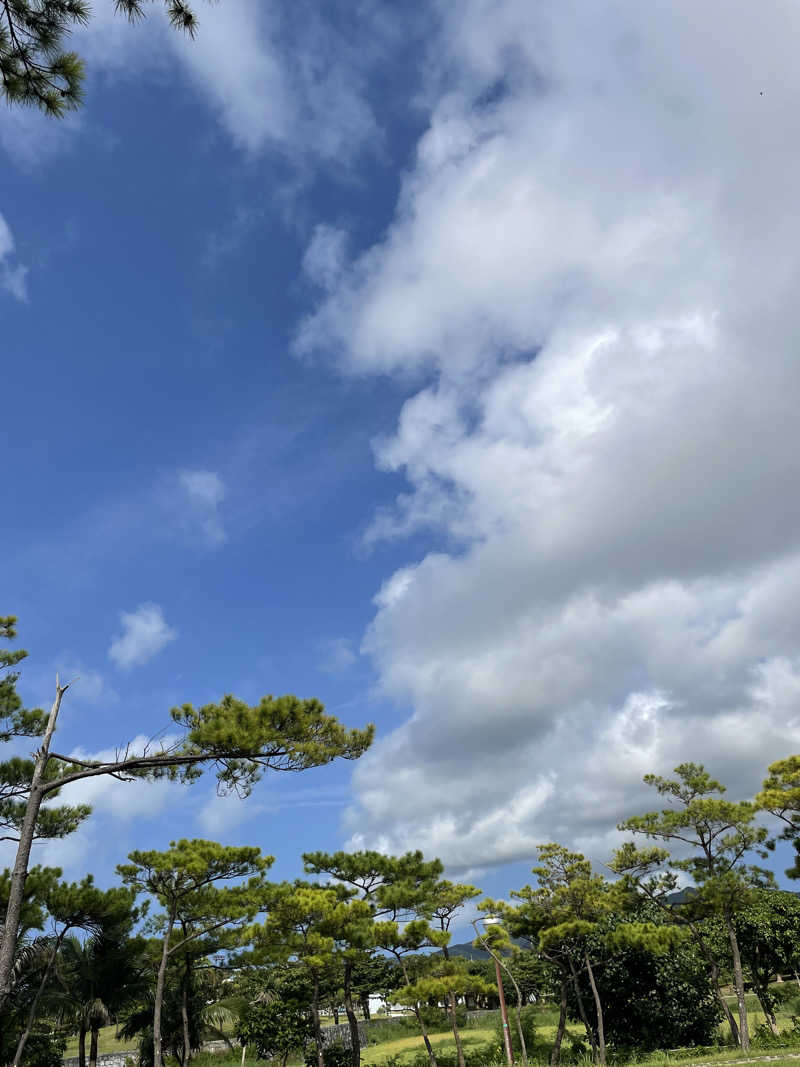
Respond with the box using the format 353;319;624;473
63;1025;136;1059
363;1027;495;1065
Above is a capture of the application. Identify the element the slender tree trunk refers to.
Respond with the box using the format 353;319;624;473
182;981;191;1065
752;972;779;1036
413;1003;439;1067
333;1007;339;1025
397;955;438;1067
584;952;605;1066
89;1027;99;1067
0;682;68;1011
567;954;597;1061
312;973;325;1067
181;925;192;1067
685;922;739;1045
726;914;750;1051
153;908;176;1067
360;994;371;1021
550;977;569;1067
709;958;739;1045
343;961;361;1067
440;946;464;1067
495;952;528;1067
78;1025;87;1067
763;1003;780;1036
447;990;466;1067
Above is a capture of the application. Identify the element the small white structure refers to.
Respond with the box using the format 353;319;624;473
368;994;409;1018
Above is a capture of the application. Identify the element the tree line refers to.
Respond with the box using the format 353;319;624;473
4;616;800;1067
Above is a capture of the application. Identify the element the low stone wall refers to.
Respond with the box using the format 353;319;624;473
63;1054;137;1067
320;1021;368;1049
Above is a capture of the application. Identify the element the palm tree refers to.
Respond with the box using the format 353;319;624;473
55;933;149;1067
0;936;69;1067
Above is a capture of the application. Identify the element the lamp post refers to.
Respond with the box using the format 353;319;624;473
473;916;514;1066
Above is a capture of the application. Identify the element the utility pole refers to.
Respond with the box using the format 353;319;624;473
494;950;515;1065
473;917;514;1065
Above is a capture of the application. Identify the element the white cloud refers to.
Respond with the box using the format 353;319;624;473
0;213;27;300
197;790;263;835
317;637;357;675
303;225;350;292
0;734;192;880
1;0;394;169
177;469;228;547
292;0;800;869
109;603;177;669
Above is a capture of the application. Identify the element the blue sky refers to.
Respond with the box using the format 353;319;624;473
5;0;800;928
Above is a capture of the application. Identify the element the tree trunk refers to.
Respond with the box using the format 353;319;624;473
182;980;191;1066
584;952;605;1066
181;926;192;1067
567;954;597;1062
726;914;750;1051
333;1007;339;1025
153;908;176;1067
711;970;739;1043
447;990;466;1067
550;977;569;1067
413;1003;439;1067
0;682;68;1011
763;1004;780;1036
752;975;779;1036
398;955;438;1067
78;1026;87;1067
692;931;739;1045
89;1027;99;1067
360;994;371;1021
495;951;528;1067
312;973;325;1067
343;961;361;1067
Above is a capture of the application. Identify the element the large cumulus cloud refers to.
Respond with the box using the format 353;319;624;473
298;0;800;868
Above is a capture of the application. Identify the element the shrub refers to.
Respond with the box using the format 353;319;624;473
239;999;313;1064
305;1042;357;1067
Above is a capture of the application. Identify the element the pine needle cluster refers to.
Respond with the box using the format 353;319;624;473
0;0;200;115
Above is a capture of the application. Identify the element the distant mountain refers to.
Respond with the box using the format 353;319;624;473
445;938;525;960
446;941;491;960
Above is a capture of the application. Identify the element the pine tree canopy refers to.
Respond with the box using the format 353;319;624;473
0;0;202;116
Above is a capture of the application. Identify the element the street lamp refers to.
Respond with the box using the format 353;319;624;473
473;916;514;1066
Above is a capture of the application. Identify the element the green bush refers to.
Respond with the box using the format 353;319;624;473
417;1005;450;1029
305;1043;356;1067
239;999;313;1063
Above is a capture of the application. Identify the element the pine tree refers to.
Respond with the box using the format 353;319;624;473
0;617;373;1013
0;0;202;115
118;839;271;1067
615;763;772;1052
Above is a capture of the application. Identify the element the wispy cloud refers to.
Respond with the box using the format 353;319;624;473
175;469;228;547
0;213;27;301
109;603;177;669
317;637;357;675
